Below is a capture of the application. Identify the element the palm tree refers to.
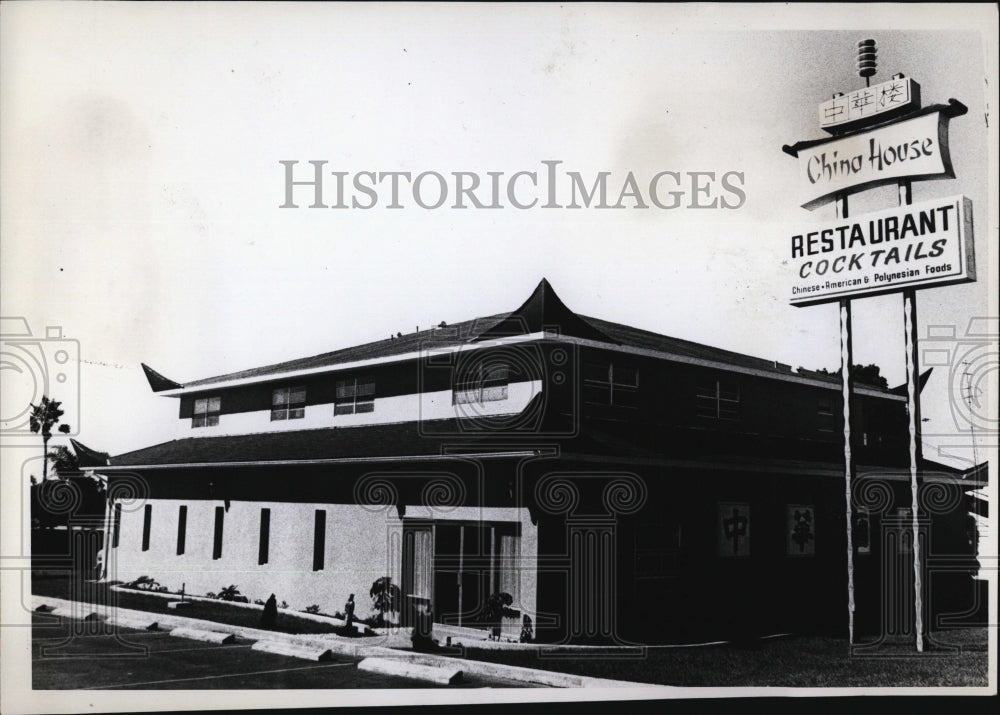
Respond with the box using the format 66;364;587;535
28;397;71;480
46;445;79;477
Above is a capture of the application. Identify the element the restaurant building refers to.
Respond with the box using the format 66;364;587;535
87;279;984;643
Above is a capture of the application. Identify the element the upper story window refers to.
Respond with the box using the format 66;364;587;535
271;386;306;421
453;362;509;405
583;362;639;408
335;376;375;415
695;377;739;420
192;396;221;427
817;395;835;433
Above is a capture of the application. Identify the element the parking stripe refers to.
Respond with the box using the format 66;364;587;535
34;643;254;661
84;661;356;689
34;630;171;641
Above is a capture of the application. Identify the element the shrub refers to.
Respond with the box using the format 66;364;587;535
520;614;534;643
304;604;321;615
124;575;162;591
483;592;516;640
369;576;401;627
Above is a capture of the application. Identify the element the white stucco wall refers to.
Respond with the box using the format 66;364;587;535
107;497;537;626
174;381;542;440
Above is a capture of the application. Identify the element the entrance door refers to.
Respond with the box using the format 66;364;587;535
401;523;433;626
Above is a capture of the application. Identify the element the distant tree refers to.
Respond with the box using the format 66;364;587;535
28;397;71;480
816;363;889;389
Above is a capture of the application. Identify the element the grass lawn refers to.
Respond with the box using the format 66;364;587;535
439;629;990;687
32;571;343;636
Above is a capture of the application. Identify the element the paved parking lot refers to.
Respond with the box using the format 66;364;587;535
32;613;538;689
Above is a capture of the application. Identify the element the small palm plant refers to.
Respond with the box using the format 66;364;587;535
216;584;242;601
483;592;516;640
369;576;401;627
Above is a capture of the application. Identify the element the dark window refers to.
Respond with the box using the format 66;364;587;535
335;377;375;415
855;508;871;555
258;508;271;565
193;396;221;428
112;503;122;548
454;361;509;405
817;395;835;433
213;506;224;560
583;362;639;408
271;387;306;421
313;510;326;571
176;505;187;555
696;377;740;420
141;504;152;551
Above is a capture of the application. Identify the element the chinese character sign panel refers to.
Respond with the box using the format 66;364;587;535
819;77;920;131
718;502;751;557
787;505;816;556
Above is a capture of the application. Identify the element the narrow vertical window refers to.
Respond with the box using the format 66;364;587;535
141;504;152;551
112;503;122;548
259;508;271;565
313;509;326;571
817;396;835;433
176;505;187;555
855;508;871;555
213;506;224;560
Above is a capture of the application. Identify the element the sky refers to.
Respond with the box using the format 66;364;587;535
1;3;996;476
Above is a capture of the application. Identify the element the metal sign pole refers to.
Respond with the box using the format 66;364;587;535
899;179;925;653
836;192;856;648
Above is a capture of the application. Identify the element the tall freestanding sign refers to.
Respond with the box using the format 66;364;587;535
782;40;975;652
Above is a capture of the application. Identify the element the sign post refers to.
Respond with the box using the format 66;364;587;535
899;180;925;652
835;192;856;647
783;40;974;653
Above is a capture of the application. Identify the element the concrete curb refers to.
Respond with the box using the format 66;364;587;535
105;613;158;631
371;649;652;688
170;627;236;644
252;640;333;661
32;596;662;689
358;657;462;685
49;606;98;620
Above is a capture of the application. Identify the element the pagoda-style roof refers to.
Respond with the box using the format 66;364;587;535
472;278;615;344
70;438;110;468
140;278;916;395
